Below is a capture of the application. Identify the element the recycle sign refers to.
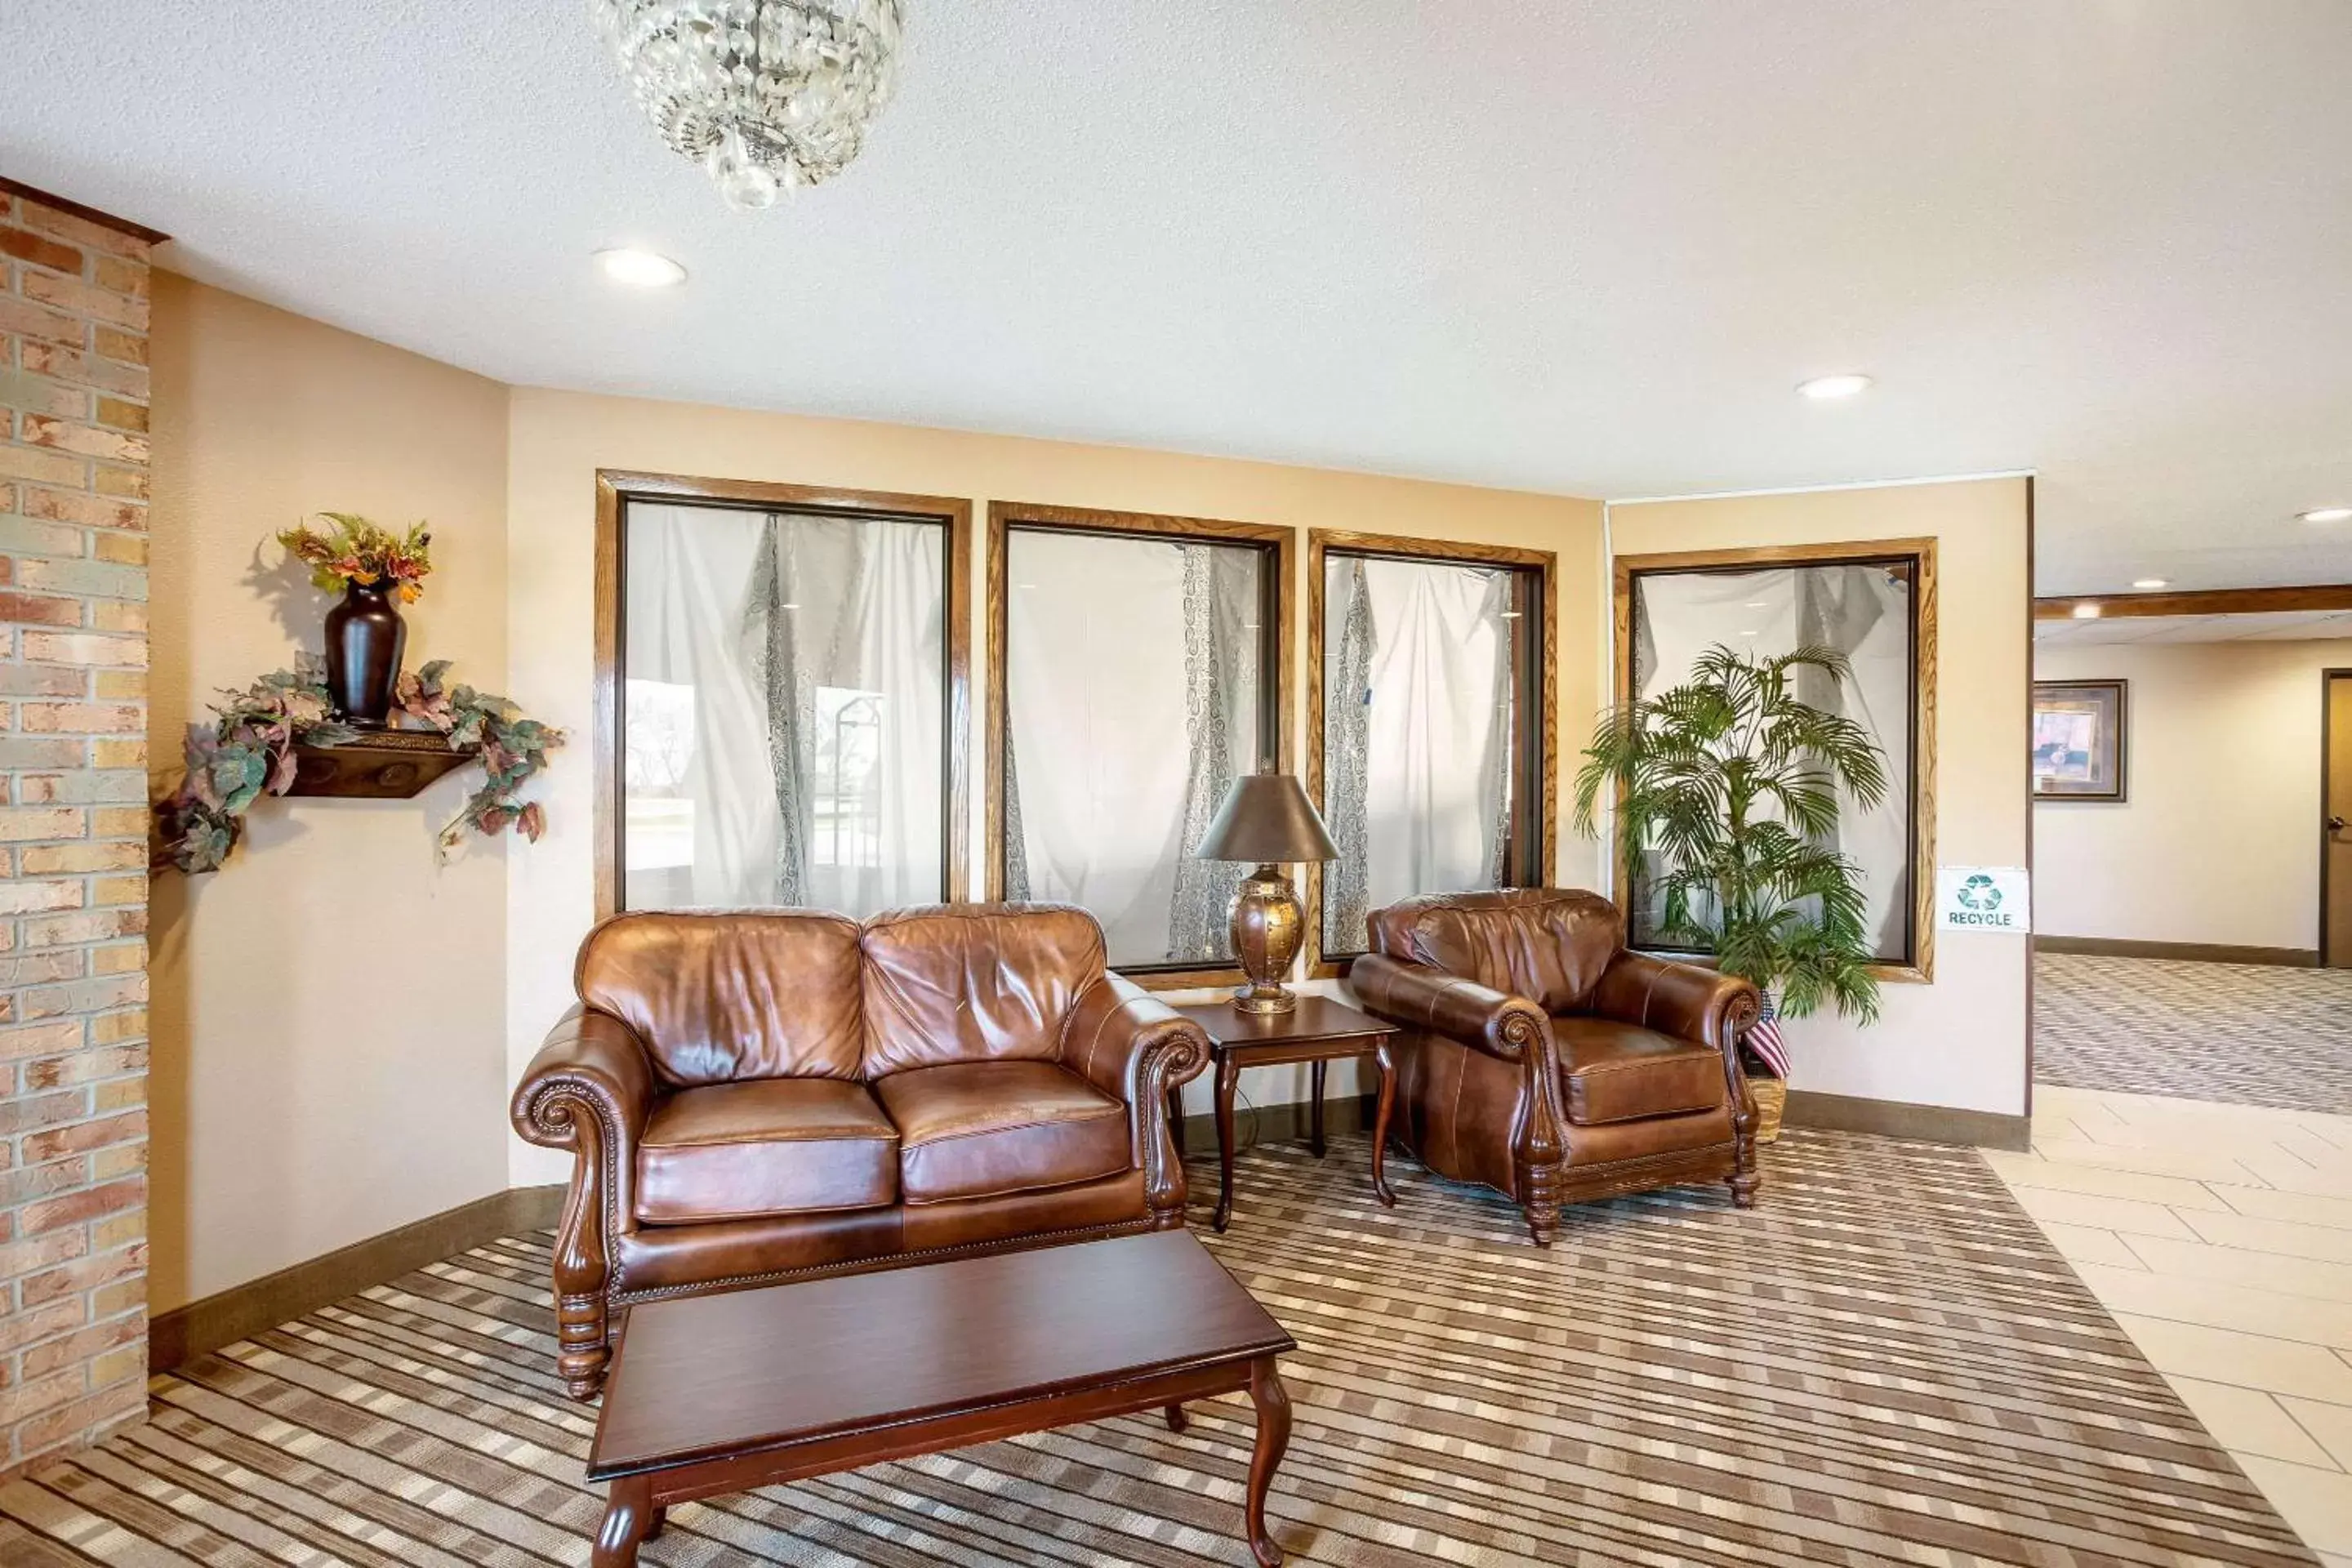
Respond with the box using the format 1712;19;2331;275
1955;873;2002;912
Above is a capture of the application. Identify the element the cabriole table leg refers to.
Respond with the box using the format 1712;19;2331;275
1245;1356;1292;1566
1369;1040;1397;1207
592;1475;656;1568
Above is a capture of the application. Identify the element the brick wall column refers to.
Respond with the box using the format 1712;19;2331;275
0;179;157;1477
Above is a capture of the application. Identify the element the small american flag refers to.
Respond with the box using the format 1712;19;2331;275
1741;989;1789;1079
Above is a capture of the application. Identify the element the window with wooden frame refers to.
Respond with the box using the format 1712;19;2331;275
595;471;971;920
1307;531;1557;969
985;501;1291;982
1613;539;1936;979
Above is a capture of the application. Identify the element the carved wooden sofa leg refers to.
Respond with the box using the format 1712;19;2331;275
1728;1128;1762;1209
557;1290;612;1401
550;1143;615;1401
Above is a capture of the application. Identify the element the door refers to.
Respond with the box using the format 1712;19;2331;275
2328;673;2352;967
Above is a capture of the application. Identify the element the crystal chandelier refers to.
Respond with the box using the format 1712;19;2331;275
592;0;905;211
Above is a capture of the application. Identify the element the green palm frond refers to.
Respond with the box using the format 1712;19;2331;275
1579;641;1889;1027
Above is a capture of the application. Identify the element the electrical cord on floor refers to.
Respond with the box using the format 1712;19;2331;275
1174;1084;1263;1162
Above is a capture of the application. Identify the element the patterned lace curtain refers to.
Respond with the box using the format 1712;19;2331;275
1321;557;1375;953
1478;570;1518;887
1000;743;1031;902
743;517;812;905
1168;545;1258;960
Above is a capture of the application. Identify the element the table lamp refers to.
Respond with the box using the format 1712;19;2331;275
1194;770;1340;1013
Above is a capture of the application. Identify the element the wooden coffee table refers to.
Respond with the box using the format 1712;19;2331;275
1169;996;1400;1232
584;1230;1299;1566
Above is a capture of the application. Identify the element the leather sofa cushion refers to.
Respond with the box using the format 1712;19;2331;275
1376;889;1625;1014
1552;1018;1726;1125
635;1078;898;1224
580;911;865;1087
861;903;1107;1076
873;1060;1129;1204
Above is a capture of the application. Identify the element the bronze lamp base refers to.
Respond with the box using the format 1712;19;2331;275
1227;863;1305;1013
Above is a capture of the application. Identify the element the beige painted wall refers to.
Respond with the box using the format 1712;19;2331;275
2035;637;2352;951
503;387;1607;1181
1607;479;2034;1118
147;275;514;1310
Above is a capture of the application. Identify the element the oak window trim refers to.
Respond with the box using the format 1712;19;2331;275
1610;536;1939;985
983;500;1296;991
592;468;974;920
1305;528;1560;978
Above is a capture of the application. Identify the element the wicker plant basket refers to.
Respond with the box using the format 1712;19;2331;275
1747;1074;1787;1143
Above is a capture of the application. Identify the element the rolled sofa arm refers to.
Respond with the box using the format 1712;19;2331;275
1062;973;1211;1223
1348;953;1551;1062
1062;973;1212;1137
510;1004;657;1400
1589;951;1762;1057
511;1004;658;1159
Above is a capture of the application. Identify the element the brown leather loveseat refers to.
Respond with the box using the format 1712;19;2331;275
512;902;1210;1398
1349;888;1762;1245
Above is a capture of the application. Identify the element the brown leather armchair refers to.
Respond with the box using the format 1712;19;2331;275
1348;888;1761;1245
512;902;1209;1398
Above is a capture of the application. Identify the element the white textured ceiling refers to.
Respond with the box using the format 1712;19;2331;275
5;2;2350;595
2034;609;2352;646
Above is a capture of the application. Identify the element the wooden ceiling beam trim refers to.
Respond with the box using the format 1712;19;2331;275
2033;584;2352;621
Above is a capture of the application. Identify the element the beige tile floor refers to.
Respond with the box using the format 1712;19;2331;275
1989;1083;2352;1563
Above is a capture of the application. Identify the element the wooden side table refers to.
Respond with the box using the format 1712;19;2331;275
1167;996;1399;1232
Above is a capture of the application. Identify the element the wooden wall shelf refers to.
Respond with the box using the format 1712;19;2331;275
287;729;470;800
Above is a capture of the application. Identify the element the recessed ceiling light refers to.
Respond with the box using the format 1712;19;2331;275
1797;373;1873;400
2301;506;2352;524
595;247;687;287
2132;577;2168;590
2071;604;2102;620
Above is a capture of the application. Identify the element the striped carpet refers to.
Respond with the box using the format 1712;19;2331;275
0;1131;2319;1566
2037;952;2352;1114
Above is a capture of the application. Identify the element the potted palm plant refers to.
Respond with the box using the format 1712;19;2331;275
1573;644;1890;1136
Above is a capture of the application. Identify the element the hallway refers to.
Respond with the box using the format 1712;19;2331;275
1993;951;2352;1560
2035;953;2352;1114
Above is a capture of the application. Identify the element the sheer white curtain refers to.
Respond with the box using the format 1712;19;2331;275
1631;563;1912;957
1321;555;1514;954
1003;531;1262;968
621;502;945;919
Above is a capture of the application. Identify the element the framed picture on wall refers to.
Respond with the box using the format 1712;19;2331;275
2032;679;2127;802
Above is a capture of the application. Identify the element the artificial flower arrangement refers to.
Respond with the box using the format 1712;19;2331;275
274;512;434;604
154;652;564;875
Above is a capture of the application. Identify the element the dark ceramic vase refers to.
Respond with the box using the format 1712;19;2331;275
323;580;406;728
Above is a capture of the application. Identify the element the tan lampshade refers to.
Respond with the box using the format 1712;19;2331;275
1194;773;1339;864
